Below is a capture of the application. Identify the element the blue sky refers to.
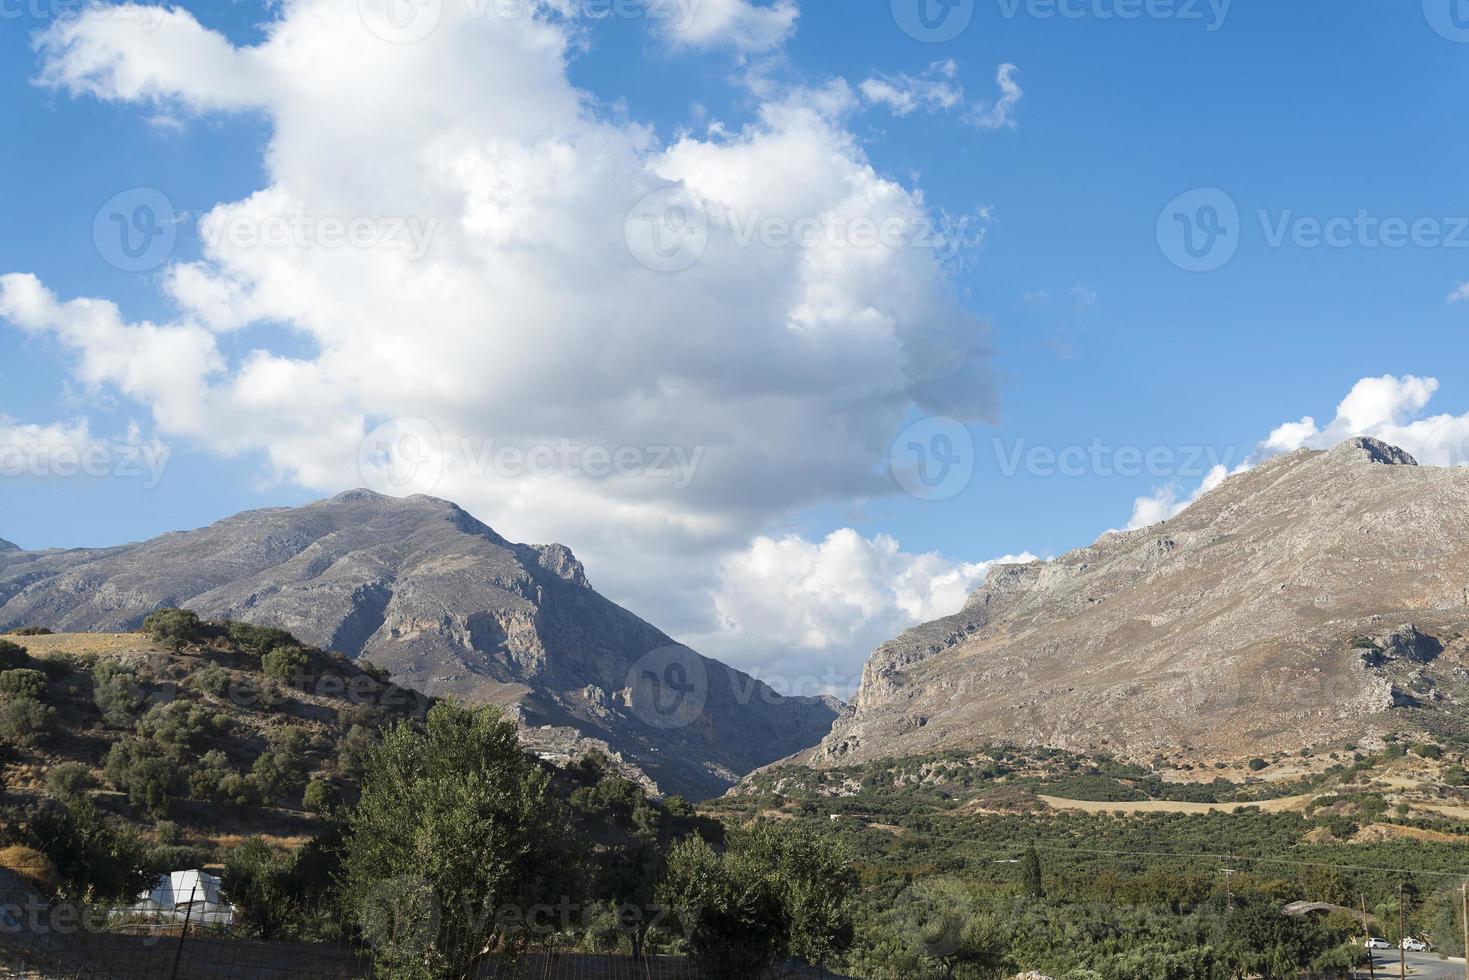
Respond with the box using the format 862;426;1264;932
3;0;1468;685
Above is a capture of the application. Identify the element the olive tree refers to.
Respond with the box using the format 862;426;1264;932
340;701;577;979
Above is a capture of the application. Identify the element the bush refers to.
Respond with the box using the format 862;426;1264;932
0;668;48;702
302;779;334;813
24;798;152;902
1247;758;1268;771
8;627;52;636
250;726;311;804
0;697;54;746
187;750;235;801
135;702;217;759
261;646;311;683
46;762;95;801
0;639;28;670
187;662;233;698
226;622;299;656
106;740;179;816
93;660;146;727
143;608;205;650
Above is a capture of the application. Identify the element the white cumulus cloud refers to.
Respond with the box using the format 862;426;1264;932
691;529;1037;693
1125;374;1469;529
5;0;1004;680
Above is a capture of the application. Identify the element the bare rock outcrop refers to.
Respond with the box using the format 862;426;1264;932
797;437;1469;768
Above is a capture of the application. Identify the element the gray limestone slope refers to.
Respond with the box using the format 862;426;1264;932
797;437;1469;769
0;490;836;798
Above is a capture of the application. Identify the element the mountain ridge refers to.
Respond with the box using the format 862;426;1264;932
788;437;1469;772
0;490;838;799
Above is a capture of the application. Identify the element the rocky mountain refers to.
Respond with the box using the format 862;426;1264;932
0;491;837;798
795;437;1469;770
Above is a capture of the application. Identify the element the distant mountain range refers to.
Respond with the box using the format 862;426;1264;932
790;437;1469;771
0;491;837;799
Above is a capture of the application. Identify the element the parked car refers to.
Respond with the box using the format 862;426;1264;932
1401;937;1428;952
1364;937;1391;949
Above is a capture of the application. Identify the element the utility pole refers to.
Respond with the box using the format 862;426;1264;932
1399;882;1407;980
1461;883;1468;980
1221;868;1236;910
1361;893;1376;980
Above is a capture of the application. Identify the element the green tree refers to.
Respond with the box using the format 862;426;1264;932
24;797;152;902
340;701;577;979
46;762;95;802
0;697;54;745
261;645;311;682
105;740;179;816
223;838;304;940
303;779;335;813
658;821;855;977
1021;844;1044;899
143;608;205;650
0;668;47;701
92;659;146;727
658;834;783;979
735;821;856;965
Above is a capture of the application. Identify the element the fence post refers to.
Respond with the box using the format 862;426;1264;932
168;883;198;980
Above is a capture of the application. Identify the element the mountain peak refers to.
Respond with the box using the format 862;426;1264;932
1324;436;1418;467
0;538;17;552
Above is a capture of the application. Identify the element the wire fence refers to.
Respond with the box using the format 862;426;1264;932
0;921;847;979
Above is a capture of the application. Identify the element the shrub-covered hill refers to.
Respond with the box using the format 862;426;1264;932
0;612;432;853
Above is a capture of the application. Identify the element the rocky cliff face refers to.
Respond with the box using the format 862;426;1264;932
797;437;1469;768
0;491;837;798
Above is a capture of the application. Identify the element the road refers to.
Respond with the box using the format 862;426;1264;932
1355;950;1469;979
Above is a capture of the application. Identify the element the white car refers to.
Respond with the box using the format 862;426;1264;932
1401;938;1428;952
1364;937;1391;949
